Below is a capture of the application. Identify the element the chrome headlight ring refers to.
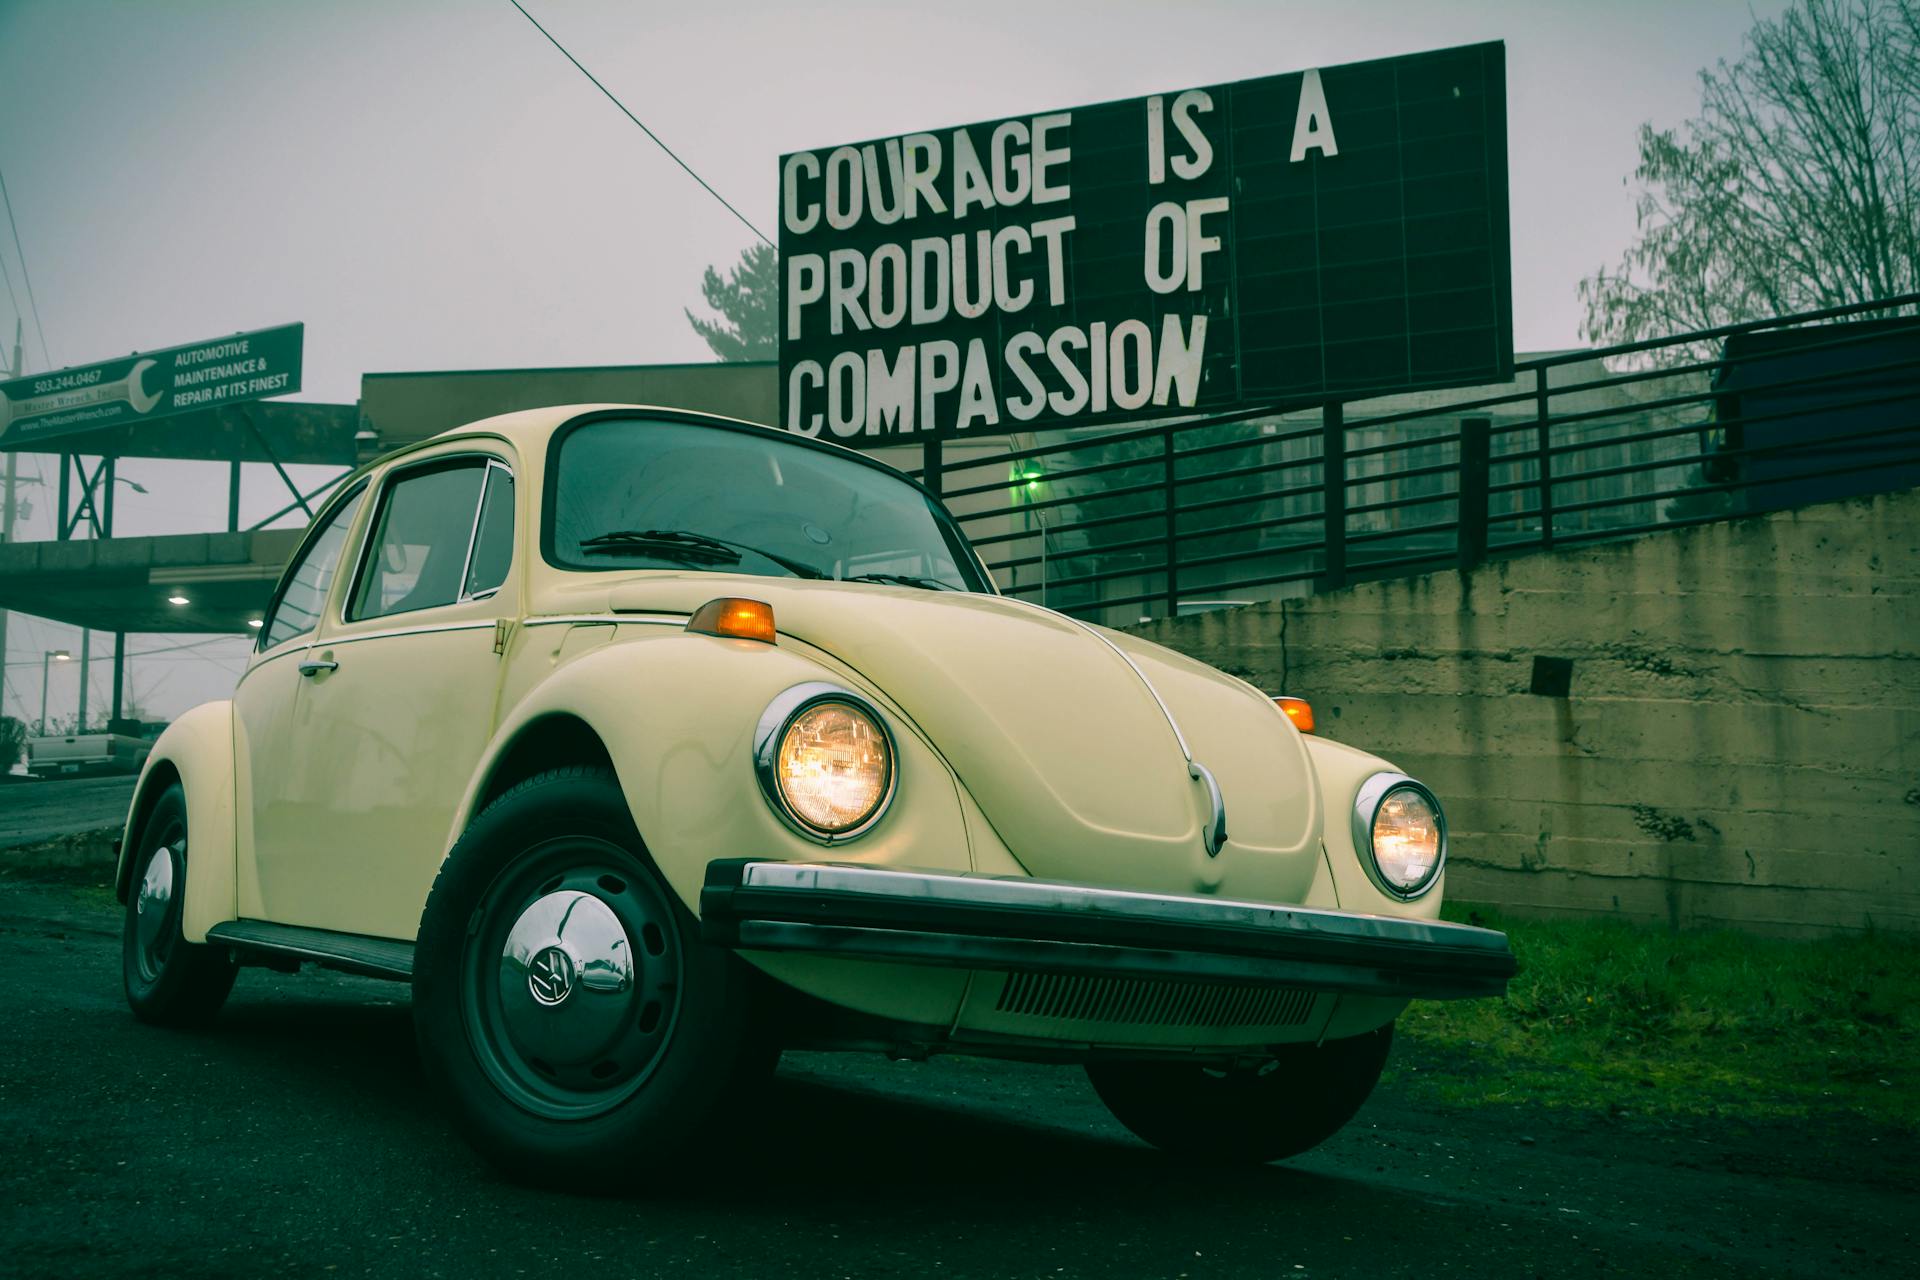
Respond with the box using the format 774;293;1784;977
753;681;899;844
1350;772;1447;901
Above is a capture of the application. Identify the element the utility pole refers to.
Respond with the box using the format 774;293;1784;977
0;319;20;732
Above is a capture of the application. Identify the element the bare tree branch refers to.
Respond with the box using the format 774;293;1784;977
1582;0;1919;348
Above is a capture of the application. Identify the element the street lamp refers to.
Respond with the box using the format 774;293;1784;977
39;650;70;735
1010;464;1050;605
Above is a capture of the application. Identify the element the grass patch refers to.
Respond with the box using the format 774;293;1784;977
1397;904;1920;1131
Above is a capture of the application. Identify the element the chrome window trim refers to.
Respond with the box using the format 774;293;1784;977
457;459;515;604
1350;772;1447;901
751;681;899;845
344;450;509;625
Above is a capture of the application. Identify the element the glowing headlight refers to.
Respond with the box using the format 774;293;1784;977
1352;773;1446;899
755;684;895;839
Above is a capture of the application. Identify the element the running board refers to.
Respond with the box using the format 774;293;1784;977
206;920;415;981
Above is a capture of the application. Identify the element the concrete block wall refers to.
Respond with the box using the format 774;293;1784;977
1126;489;1920;936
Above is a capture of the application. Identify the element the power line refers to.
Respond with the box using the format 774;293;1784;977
0;164;51;368
504;0;773;248
0;236;21;352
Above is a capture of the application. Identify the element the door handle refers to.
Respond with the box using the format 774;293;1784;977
297;658;338;678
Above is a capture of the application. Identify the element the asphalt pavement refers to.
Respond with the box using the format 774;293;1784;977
0;879;1909;1279
0;775;135;848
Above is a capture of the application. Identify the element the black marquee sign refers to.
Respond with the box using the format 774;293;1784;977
778;41;1512;445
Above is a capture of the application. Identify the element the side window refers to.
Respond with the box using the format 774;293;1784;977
463;464;514;598
262;484;367;650
350;461;487;621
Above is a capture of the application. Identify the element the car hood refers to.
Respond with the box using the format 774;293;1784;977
544;573;1322;898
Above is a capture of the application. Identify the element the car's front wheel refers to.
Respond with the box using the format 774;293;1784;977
412;766;755;1187
1085;1023;1393;1163
122;782;238;1026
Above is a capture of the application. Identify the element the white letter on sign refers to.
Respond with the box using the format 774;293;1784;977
1185;196;1229;291
1144;202;1185;295
952;129;994;219
1030;113;1072;204
787;253;824;340
828;249;870;335
1169;90;1214;179
1147;96;1167;184
862;140;905;225
904;134;947;219
1153;314;1207;407
788;360;824;436
1004;331;1047;422
868;346;916;435
1290;69;1338;161
826;146;865;228
919;340;961;430
783;153;821;234
827;352;865;438
910;236;950;324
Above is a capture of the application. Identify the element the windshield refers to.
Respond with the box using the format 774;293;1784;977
546;417;989;591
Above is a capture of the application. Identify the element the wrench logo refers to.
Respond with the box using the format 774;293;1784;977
0;358;163;434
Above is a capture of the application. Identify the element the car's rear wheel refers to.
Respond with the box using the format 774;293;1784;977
1086;1023;1393;1163
121;783;238;1026
413;766;755;1187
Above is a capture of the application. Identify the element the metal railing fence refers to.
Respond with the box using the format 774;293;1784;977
912;294;1920;624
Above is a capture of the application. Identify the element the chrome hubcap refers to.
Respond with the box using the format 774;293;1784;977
499;891;635;1074
463;845;683;1120
134;843;177;982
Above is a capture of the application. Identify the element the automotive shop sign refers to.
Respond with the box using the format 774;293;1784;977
0;322;304;449
779;43;1512;444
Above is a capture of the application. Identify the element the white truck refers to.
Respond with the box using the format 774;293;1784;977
25;732;152;779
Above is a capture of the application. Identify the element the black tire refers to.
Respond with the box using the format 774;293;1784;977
412;766;754;1187
122;783;239;1026
1086;1023;1393;1163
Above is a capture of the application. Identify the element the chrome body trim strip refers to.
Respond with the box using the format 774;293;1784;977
521;612;685;628
1006;601;1229;853
316;620;498;646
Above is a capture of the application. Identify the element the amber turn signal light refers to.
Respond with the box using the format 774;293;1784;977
1273;695;1314;733
687;597;777;644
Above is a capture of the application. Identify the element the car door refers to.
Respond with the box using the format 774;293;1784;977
233;481;369;922
253;449;519;940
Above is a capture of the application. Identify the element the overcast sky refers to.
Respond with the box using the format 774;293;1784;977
0;0;1786;726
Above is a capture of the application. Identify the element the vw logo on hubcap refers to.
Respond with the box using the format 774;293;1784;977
527;946;576;1006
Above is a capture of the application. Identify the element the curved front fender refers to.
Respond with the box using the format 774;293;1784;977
1302;733;1445;922
453;625;975;917
118;700;238;944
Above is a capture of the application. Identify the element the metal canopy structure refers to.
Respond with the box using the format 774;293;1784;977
0;527;301;634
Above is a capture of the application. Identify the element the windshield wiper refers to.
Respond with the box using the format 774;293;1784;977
842;572;962;592
578;529;829;579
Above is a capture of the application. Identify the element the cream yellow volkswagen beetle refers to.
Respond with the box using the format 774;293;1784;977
116;405;1513;1184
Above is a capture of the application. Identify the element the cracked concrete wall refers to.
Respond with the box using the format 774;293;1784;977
1127;489;1920;936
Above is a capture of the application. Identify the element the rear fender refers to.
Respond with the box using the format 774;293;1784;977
117;701;238;944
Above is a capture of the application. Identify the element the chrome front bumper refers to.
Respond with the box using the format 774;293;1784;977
700;860;1516;1000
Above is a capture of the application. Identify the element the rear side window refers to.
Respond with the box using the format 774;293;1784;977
262;484;366;650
